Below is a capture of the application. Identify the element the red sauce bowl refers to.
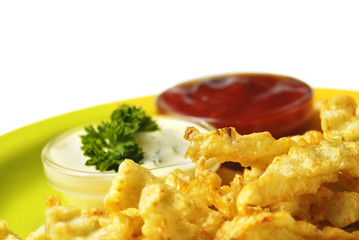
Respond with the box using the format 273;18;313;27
156;73;313;138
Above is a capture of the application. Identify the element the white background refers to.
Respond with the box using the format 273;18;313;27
1;0;359;136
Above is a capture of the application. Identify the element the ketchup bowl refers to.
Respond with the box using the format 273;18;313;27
156;73;313;138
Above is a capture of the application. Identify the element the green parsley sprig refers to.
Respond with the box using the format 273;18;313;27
80;104;159;172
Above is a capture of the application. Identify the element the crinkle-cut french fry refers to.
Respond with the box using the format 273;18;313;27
165;158;242;218
184;127;296;170
25;224;46;240
0;219;22;240
139;182;225;240
271;186;359;228
237;140;359;207
289;130;323;146
42;196;142;240
214;209;359;240
321;95;359;141
323;173;359;193
104;159;162;212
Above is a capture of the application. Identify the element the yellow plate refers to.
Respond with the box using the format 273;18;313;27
0;89;358;238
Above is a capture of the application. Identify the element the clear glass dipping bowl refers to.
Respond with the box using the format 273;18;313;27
42;116;219;208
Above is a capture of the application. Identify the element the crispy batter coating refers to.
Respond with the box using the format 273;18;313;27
165;158;242;218
108;160;226;239
0;219;21;240
104;159;162;212
44;159;224;240
185;127;324;182
324;173;359;193
321;95;359;141
271;186;359;228
40;195;143;240
185;127;296;169
237;140;359;207
214;210;359;240
139;182;225;240
25;225;47;240
289;130;324;146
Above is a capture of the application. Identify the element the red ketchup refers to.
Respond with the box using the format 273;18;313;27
156;73;313;138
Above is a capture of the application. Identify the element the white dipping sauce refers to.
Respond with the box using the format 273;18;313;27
138;117;202;169
42;116;219;208
47;117;212;173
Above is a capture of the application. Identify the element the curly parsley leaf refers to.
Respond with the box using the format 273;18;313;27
80;105;159;172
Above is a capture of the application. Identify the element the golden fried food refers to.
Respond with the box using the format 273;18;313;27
184;127;296;170
185;127;325;183
165;158;242;218
27;195;143;240
271;186;359;228
237;140;359;207
0;219;21;240
215;210;359;240
25;225;46;240
184;127;299;182
289;130;323;146
31;160;227;240
324;173;359;193
321;95;359;141
8;95;359;239
114;160;227;239
104;159;162;212
139;182;225;239
44;196;142;240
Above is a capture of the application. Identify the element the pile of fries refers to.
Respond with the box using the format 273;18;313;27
2;95;359;239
